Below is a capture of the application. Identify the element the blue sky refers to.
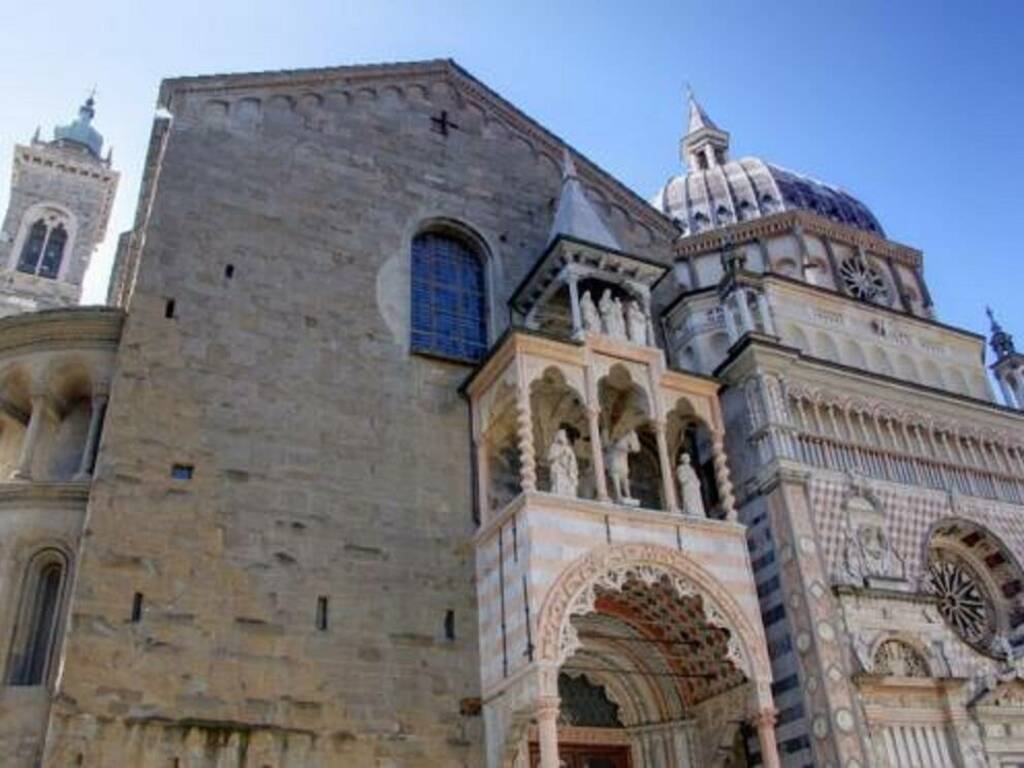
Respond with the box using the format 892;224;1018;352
2;0;1022;356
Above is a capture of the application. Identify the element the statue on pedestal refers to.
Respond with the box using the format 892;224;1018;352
580;290;601;333
547;429;579;498
599;289;627;339
626;300;647;345
676;453;706;517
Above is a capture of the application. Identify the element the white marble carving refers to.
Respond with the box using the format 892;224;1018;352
580;290;601;333
547;428;579;498
626;300;647;345
676;453;706;517
604;430;640;505
599;289;627;339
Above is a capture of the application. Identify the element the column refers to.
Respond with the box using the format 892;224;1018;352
755;291;777;335
752;710;780;768
654;421;678;512
735;290;755;335
722;301;739;343
566;270;583;340
515;390;536;493
73;392;108;481
997;377;1018;409
641;288;655;347
588;407;609;501
535;697;560;768
711;433;737;521
13;393;48;480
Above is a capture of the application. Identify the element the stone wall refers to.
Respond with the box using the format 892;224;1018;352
43;64;672;767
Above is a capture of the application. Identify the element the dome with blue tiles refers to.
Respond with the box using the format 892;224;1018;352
652;92;884;238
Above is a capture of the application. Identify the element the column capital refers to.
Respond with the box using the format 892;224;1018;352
535;696;561;720
749;708;777;729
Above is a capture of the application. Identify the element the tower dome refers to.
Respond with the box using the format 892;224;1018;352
51;96;105;159
652;91;884;238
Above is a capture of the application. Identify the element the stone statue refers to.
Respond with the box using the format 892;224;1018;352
604;430;640;504
547;429;579;498
580;290;600;333
599;289;626;339
626;300;647;345
676;453;706;517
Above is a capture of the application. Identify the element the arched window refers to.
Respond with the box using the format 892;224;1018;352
410;230;487;362
17;215;68;279
7;550;67;686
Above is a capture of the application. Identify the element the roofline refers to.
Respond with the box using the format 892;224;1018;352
508;233;670;314
157;58;678;241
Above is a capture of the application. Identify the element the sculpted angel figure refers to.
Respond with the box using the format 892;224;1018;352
599;289;627;339
580;290;601;333
626;300;647;345
547;429;579;497
676;452;706;517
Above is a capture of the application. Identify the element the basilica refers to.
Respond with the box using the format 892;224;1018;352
1;58;1023;768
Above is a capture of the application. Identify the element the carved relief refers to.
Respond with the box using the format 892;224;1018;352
872;639;929;677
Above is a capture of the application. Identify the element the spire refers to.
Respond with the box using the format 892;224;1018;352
547;148;621;251
680;87;730;171
687;87;721;135
988;306;1016;360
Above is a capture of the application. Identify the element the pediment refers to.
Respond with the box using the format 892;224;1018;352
157;59;674;244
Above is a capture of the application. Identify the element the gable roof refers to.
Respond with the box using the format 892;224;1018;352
157;58;676;241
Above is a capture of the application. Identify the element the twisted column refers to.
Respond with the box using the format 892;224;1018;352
516;392;536;493
712;433;737;521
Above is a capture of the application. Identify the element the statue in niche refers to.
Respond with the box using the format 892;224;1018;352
676;452;706;517
599;289;627;339
843;521;905;585
604;430;640;505
579;290;601;333
547;429;579;498
626;300;647;345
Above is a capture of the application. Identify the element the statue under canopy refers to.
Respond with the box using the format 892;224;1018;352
547;429;579;498
676;452;706;517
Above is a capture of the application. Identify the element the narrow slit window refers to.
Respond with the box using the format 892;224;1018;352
171;464;193;480
444;609;455;641
225;264;235;279
316;596;329;631
164;299;176;319
131;592;143;623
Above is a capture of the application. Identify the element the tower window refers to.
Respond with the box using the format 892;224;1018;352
7;550;66;686
410;230;487;362
17;215;69;279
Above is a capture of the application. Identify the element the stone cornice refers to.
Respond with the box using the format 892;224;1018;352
157;59;676;241
673;209;922;268
0;307;124;356
0;480;90;509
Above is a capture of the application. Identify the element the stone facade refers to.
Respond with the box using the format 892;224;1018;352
0;59;1022;768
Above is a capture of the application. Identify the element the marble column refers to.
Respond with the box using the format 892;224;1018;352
74;392;108;481
588;407;609;501
735;290;755;334
997;377;1017;408
752;710;780;768
654;421;678;512
722;302;739;343
515;390;536;493
14;393;48;480
566;270;583;340
755;291;777;335
712;433;737;521
535;697;560;768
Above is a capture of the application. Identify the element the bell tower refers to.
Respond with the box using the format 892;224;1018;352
0;95;118;315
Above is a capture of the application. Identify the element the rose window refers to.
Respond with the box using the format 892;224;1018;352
839;257;889;303
928;550;996;651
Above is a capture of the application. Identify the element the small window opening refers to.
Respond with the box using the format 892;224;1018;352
444;609;455;641
131;592;143;623
171;464;194;480
164;299;176;319
316;596;328;631
224;264;235;279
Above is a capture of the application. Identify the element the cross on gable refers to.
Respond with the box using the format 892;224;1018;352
430;110;460;137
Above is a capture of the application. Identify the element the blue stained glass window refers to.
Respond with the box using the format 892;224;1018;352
411;232;487;362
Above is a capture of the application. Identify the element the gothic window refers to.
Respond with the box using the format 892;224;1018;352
410;231;487;362
17;212;70;279
7;550;67;686
839;255;889;304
